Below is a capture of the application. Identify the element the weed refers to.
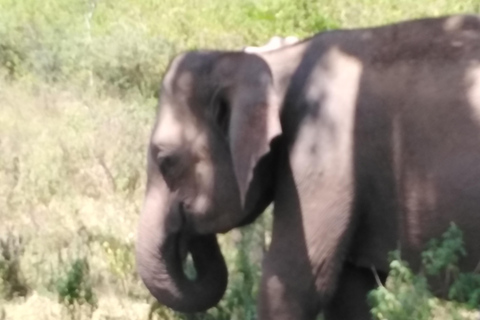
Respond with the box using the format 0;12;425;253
55;258;97;319
0;232;29;300
369;224;480;320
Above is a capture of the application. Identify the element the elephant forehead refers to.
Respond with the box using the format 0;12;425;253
163;53;189;92
152;104;207;147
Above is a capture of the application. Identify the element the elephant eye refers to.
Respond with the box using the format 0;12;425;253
160;155;175;170
159;154;179;176
160;154;188;191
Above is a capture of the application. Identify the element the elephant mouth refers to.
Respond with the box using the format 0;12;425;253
174;201;213;264
166;198;196;234
175;198;226;235
176;200;202;233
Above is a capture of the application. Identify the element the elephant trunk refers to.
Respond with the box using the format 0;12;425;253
135;181;228;313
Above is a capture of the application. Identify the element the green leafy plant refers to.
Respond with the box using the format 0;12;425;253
421;223;467;277
448;273;480;309
369;223;480;320
421;223;480;310
368;251;435;320
55;258;97;319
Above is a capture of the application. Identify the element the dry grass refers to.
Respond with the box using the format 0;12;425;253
1;1;480;319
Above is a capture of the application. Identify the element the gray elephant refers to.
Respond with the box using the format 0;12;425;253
135;14;480;320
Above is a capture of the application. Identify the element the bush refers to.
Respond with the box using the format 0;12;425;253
55;258;97;319
0;232;29;300
368;251;436;320
0;0;341;98
368;223;480;320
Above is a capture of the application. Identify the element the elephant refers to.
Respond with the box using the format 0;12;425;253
135;14;480;320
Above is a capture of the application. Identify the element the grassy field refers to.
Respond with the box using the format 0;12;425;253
1;0;480;319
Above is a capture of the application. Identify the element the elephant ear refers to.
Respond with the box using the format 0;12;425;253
224;55;282;208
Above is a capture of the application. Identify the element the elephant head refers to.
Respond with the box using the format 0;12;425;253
135;51;282;312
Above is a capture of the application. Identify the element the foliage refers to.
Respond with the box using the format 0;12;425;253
0;232;29;300
2;0;476;99
55;258;97;319
368;251;434;320
368;224;480;320
421;224;480;310
421;223;467;277
449;273;480;310
0;0;340;99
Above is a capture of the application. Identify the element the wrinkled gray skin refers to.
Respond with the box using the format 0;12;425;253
136;14;480;319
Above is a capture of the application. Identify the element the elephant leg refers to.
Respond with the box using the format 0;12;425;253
257;193;353;319
324;263;387;320
258;255;320;320
256;153;359;319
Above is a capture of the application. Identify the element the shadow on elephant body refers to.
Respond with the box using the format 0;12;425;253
258;142;319;319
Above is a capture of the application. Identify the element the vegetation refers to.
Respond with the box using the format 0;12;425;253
368;224;480;320
1;0;479;319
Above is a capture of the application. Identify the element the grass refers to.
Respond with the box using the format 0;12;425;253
1;0;480;319
0;79;153;318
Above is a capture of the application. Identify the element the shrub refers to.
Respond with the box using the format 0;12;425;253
368;223;480;320
55;257;97;319
0;232;29;300
368;251;435;320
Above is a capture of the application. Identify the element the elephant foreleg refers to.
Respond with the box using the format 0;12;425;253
324;263;387;320
257;190;356;320
258;251;320;320
258;127;358;319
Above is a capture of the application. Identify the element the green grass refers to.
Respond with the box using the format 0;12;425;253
1;0;480;319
